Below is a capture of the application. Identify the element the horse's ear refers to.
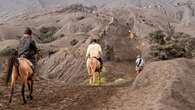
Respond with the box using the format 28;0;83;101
12;49;18;56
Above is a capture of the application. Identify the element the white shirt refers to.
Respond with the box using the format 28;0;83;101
136;57;144;67
86;43;102;58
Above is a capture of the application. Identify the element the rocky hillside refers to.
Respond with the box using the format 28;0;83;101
0;0;195;84
0;1;195;110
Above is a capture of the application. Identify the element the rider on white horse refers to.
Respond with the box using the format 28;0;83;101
86;39;103;71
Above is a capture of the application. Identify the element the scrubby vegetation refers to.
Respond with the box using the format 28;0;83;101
148;29;195;60
0;47;17;56
82;67;107;85
38;26;58;43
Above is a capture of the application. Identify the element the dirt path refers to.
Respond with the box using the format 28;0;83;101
0;78;131;110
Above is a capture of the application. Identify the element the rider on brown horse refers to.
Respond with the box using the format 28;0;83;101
6;27;37;104
17;27;38;72
86;39;103;71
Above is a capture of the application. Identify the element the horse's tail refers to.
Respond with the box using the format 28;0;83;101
6;56;19;85
89;58;97;72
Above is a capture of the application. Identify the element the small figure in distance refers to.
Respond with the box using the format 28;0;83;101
135;55;144;74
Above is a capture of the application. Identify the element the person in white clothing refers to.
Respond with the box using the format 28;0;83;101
86;39;103;71
135;55;144;74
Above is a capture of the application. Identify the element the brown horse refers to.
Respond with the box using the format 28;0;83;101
86;57;101;85
6;55;34;104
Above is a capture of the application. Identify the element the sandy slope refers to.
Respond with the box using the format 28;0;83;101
0;58;194;110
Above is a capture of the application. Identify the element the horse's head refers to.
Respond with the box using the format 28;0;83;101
36;49;43;61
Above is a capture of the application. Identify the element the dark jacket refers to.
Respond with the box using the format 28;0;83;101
18;36;37;65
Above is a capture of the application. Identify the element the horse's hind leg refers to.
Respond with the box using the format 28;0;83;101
98;72;101;85
89;75;93;85
92;68;96;85
92;72;95;85
27;79;33;100
89;66;95;85
9;68;18;103
87;65;93;85
9;81;15;103
30;80;33;100
21;83;27;104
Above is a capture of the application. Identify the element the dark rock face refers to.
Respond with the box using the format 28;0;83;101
38;26;58;43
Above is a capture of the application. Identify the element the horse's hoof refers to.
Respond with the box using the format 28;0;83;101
7;102;11;105
8;99;12;104
27;96;33;100
23;102;27;105
22;100;27;105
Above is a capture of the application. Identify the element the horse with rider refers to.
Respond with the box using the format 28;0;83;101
6;27;38;104
86;38;103;85
5;27;145;104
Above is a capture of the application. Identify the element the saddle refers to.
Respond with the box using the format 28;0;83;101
19;58;35;73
